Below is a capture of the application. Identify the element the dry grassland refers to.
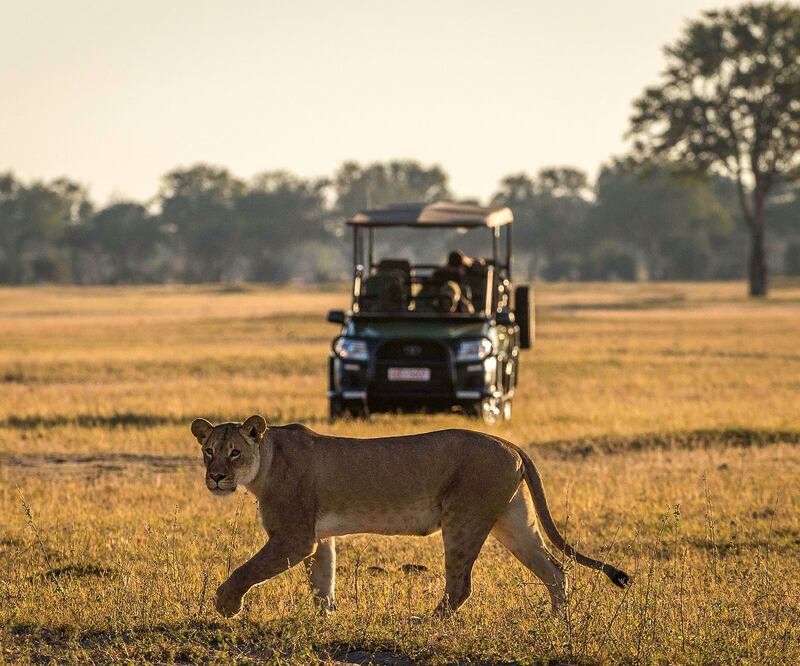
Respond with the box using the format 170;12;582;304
1;281;799;664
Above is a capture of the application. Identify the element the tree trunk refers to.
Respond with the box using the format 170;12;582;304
748;211;768;297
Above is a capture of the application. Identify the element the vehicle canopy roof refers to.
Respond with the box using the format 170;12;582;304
346;201;513;229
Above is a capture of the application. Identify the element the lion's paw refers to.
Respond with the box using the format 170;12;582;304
215;582;243;618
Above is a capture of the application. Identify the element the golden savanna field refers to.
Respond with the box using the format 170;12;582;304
1;281;799;664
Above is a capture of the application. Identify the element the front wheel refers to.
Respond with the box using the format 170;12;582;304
330;397;370;422
346;398;370;420
469;397;502;426
468;397;512;425
501;399;512;422
329;397;344;422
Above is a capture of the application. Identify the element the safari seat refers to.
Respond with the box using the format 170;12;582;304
376;259;411;283
359;271;407;312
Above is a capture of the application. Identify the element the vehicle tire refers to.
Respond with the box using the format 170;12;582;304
329;397;344;422
345;399;370;421
470;397;501;426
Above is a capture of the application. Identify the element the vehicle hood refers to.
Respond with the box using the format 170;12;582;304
350;318;487;340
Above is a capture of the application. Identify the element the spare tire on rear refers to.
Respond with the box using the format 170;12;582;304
514;285;533;349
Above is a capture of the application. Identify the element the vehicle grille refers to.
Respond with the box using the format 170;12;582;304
371;339;452;395
375;340;448;362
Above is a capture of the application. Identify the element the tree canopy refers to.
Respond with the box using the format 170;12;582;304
1;155;798;285
628;2;800;295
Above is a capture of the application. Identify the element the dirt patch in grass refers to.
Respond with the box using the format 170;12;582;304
1;411;326;430
3;413;177;429
0;451;198;477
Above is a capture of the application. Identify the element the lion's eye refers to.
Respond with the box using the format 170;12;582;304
204;448;213;456
230;449;240;458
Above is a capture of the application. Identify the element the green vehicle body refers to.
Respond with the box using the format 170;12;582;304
326;202;533;425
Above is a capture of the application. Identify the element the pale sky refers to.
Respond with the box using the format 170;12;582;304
1;0;755;205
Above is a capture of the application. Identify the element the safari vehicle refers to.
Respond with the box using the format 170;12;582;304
326;201;532;424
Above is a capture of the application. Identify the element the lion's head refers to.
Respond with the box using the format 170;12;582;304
190;415;268;496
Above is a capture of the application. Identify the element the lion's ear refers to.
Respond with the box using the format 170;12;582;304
191;418;214;443
241;415;268;442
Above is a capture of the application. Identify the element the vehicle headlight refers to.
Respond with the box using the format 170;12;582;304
456;338;493;362
334;337;369;361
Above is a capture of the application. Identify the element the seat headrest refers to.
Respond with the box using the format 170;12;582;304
377;259;411;275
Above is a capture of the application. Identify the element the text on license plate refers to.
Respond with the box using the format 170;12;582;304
387;367;431;382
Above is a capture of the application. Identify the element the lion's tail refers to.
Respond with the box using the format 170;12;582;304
513;444;630;589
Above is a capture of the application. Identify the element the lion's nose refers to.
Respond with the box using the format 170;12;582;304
210;473;227;483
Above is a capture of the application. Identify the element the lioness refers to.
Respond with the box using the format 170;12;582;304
191;416;629;618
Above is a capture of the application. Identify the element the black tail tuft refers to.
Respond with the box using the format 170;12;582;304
602;564;631;589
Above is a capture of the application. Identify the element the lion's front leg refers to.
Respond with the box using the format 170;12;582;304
216;536;316;618
304;537;336;613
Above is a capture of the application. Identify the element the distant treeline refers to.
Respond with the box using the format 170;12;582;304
1;160;799;285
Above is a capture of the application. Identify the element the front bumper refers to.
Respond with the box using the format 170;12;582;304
328;351;500;405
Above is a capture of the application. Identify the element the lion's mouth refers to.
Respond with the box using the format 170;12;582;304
206;479;236;495
209;486;236;496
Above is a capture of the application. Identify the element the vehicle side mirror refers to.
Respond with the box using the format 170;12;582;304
496;310;514;326
327;310;346;324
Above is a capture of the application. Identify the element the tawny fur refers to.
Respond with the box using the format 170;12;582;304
191;416;630;619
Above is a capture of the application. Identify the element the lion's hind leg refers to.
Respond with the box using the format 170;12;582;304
435;468;516;617
491;484;566;615
436;517;494;617
304;537;336;613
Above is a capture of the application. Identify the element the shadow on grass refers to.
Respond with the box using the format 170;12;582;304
7;621;452;665
25;563;116;583
9;620;279;663
657;349;800;362
533;428;800;459
549;295;687;312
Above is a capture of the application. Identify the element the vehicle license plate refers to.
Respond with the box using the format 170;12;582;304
388;367;431;381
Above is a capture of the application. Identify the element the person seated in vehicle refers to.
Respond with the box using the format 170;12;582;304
435;280;475;314
461;256;490;312
446;250;472;276
414;250;475;313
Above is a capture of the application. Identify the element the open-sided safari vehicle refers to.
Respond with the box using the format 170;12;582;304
327;201;532;424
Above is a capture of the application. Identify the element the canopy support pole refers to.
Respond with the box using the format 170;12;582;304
506;224;512;278
353;228;362;268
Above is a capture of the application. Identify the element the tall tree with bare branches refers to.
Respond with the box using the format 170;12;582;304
628;3;800;296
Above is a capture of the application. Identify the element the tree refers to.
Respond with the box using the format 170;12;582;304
235;172;331;281
0;173;92;283
628;2;800;296
81;203;165;283
589;162;741;280
334;161;452;264
491;168;591;279
334;161;450;216
158;164;244;282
